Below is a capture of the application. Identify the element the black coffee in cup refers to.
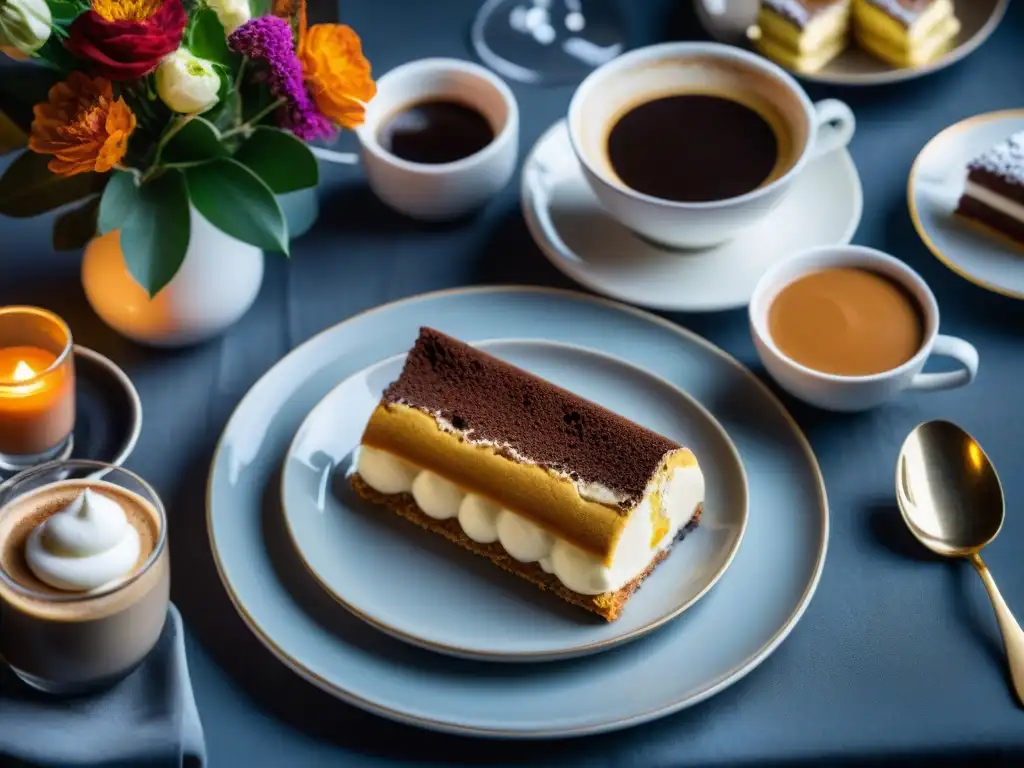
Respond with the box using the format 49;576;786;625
606;93;781;203
377;100;495;165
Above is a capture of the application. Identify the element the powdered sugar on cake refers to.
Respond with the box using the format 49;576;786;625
764;0;844;26
863;0;932;26
968;131;1024;186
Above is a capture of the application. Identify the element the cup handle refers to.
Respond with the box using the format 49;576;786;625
909;335;979;392
809;99;856;161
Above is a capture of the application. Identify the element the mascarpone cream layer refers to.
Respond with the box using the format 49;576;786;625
361;402;699;562
356;446;704;595
962;182;1024;224
853;0;954;44
757;4;851;54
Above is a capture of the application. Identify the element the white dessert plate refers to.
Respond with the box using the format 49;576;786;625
281;339;748;663
522;120;862;312
694;0;1008;86
909;109;1024;300
207;286;828;738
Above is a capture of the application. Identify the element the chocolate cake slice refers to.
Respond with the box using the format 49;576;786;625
351;328;705;622
955;131;1024;247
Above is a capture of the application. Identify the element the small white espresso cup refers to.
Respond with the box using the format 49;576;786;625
567;42;855;249
355;58;519;222
749;245;979;412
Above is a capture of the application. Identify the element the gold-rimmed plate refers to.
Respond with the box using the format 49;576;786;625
695;0;1008;86
909;109;1024;300
281;339;748;663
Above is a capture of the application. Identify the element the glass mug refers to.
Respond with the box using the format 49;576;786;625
0;460;170;694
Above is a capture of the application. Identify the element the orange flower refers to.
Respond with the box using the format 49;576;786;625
298;24;375;130
28;73;136;177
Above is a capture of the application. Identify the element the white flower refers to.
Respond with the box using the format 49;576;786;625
0;0;51;56
207;0;250;35
156;49;221;115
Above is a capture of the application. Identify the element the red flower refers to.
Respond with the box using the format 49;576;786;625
66;0;187;81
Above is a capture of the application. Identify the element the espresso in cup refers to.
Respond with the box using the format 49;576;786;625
377;99;495;165
606;91;792;203
568;43;855;248
0;464;169;693
768;267;925;377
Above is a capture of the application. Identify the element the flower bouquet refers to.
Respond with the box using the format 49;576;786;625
0;0;374;296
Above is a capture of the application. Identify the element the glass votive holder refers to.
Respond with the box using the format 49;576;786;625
0;307;75;471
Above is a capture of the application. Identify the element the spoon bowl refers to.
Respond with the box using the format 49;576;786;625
896;420;1024;707
896;420;1003;557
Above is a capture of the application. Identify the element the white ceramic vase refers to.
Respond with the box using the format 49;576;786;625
81;208;264;348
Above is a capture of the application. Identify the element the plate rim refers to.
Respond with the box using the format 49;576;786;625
907;108;1024;301
280;337;750;663
74;344;143;470
521;119;863;312
700;0;1008;86
206;285;830;738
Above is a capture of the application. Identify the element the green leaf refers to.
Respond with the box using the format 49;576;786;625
161;117;228;165
119;170;191;296
186;158;288;254
0;110;27;156
0;151;104;218
97;170;138;234
53;195;100;251
249;0;271;17
46;0;84;22
188;9;232;66
34;36;81;71
233;127;318;194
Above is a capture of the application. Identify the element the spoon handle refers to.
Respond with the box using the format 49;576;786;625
971;554;1024;706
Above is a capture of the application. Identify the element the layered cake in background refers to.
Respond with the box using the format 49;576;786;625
351;328;705;622
955;131;1024;247
852;0;960;68
751;0;852;73
750;0;960;71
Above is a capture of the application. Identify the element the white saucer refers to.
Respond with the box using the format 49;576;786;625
281;339;748;662
522;120;863;312
909;109;1024;300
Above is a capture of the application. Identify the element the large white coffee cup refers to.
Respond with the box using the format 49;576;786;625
354;58;519;222
749;245;979;412
567;42;855;249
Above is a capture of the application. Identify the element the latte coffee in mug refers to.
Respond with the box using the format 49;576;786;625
568;42;855;248
0;465;169;693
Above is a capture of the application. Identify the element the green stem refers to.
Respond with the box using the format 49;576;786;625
233;56;248;125
221;97;286;139
144;115;195;183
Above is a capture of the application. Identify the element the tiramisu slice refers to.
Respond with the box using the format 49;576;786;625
750;0;852;73
351;329;705;622
853;0;960;68
955;131;1024;247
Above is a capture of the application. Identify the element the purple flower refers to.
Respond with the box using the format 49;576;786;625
228;16;334;141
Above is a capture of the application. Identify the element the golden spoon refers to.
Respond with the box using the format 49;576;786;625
896;420;1024;705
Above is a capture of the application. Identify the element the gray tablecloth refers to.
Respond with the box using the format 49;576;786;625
3;0;1024;765
0;605;205;767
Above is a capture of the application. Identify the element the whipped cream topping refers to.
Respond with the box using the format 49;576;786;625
356;446;704;595
25;490;141;592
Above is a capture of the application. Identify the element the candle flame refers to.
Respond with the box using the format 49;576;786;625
12;361;36;382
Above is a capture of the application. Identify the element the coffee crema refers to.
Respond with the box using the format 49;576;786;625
605;92;781;203
768;268;925;376
377;99;495;165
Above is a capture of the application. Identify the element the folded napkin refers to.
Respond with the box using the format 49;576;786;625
0;604;206;768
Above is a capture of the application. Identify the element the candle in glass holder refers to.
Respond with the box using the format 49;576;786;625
0;308;75;468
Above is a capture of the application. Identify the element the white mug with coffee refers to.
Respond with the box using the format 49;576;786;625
352;58;519;222
749;245;979;412
567;42;855;249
